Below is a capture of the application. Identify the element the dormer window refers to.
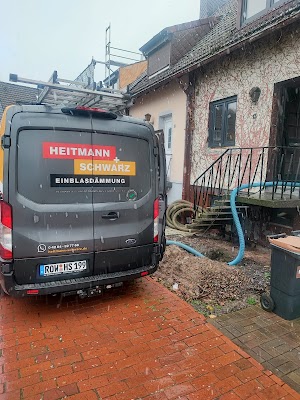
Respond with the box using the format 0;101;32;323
140;19;215;79
241;0;285;24
148;42;171;78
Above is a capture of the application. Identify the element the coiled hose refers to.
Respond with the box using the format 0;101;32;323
166;182;300;266
166;200;202;232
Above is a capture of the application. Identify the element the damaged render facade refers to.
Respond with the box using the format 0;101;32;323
189;1;300;239
191;26;300;180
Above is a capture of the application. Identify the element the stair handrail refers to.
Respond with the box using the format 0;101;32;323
193;148;230;186
192;146;300;213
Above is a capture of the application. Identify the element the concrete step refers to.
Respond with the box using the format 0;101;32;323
191;217;233;226
188;221;232;227
205;205;249;211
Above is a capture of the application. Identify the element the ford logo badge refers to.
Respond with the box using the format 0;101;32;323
126;238;136;245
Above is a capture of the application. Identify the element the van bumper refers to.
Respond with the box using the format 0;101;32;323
0;264;158;297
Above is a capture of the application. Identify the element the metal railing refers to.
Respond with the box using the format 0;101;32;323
193;146;300;212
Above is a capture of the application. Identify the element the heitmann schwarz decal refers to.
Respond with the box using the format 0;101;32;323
43;142;116;160
50;175;129;187
43;141;136;187
74;160;136;176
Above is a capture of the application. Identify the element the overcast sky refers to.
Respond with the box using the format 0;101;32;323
0;0;200;84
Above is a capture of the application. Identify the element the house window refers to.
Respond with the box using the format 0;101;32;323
209;96;237;148
241;0;285;24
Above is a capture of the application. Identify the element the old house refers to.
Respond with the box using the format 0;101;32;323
129;17;219;204
189;0;300;237
130;0;300;238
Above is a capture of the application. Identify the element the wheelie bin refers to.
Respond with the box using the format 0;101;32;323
260;234;300;320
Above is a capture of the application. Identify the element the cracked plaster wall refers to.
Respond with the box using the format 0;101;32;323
191;24;300;184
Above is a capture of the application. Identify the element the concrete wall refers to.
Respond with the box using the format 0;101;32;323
130;78;188;203
191;24;300;184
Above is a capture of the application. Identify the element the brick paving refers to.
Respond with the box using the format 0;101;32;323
210;305;300;394
0;278;299;400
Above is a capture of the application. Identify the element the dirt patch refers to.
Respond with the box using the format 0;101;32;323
153;232;271;316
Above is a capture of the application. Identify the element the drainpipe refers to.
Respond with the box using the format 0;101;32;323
182;71;196;201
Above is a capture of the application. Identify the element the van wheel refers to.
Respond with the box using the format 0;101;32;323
260;293;275;312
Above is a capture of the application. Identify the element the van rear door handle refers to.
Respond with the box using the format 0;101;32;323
101;212;120;220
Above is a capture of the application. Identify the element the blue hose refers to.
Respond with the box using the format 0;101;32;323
166;181;300;266
166;240;205;257
229;181;300;265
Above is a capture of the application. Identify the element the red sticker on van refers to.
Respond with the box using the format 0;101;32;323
43;142;116;160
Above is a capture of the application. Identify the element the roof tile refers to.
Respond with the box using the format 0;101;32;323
131;0;300;96
0;81;38;119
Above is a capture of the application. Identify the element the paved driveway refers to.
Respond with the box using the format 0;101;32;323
0;278;299;400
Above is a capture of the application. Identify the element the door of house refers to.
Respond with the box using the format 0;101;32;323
281;87;300;180
162;116;173;179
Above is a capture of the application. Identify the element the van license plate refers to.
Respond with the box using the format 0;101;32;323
39;260;87;276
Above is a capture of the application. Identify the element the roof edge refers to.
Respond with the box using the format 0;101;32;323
132;5;300;98
139;17;218;56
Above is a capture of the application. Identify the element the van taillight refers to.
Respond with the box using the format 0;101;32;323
0;201;13;260
153;198;159;243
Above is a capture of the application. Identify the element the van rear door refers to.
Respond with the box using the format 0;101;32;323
9;111;95;285
90;118;157;274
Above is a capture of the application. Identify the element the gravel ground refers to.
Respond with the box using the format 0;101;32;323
153;232;271;317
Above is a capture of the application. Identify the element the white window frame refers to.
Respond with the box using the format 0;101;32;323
241;0;286;25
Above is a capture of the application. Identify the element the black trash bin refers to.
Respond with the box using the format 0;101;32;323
260;235;300;320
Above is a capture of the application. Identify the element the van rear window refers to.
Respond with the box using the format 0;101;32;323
17;130;151;204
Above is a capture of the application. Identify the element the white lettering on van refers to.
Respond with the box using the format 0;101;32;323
80;163;87;171
94;164;101;172
50;147;59;155
87;149;94;157
78;148;87;157
124;165;130;172
102;164;111;172
59;147;66;155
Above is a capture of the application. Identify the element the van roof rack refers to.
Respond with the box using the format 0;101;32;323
9;71;132;112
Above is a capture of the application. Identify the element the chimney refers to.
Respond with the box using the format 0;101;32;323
200;0;228;18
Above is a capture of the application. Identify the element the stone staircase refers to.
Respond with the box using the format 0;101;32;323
188;198;248;230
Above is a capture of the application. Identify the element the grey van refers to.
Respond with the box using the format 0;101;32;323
0;105;166;297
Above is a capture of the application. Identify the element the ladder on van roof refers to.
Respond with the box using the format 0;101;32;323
9;71;132;112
